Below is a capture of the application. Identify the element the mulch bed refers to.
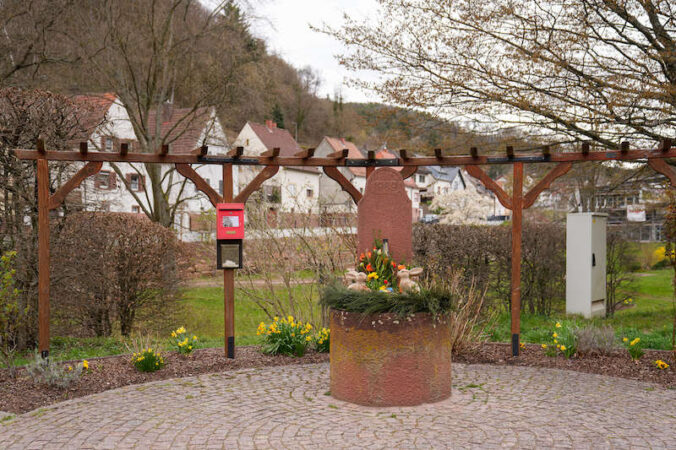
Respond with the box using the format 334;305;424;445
1;343;674;415
455;343;676;389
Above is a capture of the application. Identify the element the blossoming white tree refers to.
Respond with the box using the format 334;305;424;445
431;188;494;225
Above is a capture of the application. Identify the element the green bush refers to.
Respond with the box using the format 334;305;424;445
257;316;313;357
320;283;455;317
131;348;165;372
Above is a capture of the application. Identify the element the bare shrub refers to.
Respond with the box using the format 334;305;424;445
606;227;638;317
414;222;565;316
52;212;184;337
574;325;618;356
238;201;356;327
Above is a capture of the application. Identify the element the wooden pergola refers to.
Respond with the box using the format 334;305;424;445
14;138;676;358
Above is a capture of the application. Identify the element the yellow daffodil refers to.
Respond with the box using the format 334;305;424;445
368;272;379;280
553;339;558;344
306;336;312;341
623;337;628;342
171;331;176;338
83;360;89;370
555;322;561;328
541;344;547;349
560;345;566;351
552;332;558;338
655;360;669;370
630;337;640;346
193;335;197;340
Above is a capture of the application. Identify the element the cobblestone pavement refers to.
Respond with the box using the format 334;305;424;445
1;363;675;449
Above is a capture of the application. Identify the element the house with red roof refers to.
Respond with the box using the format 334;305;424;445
315;136;365;212
233;120;320;213
72;94;230;241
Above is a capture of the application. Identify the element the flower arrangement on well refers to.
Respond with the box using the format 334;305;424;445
622;336;644;361
258;316;315;357
322;240;454;317
132;348;165;372
171;326;198;355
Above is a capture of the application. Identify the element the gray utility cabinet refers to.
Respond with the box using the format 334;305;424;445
566;213;607;318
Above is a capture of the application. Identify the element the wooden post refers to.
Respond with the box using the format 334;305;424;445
511;162;524;357
223;163;235;358
37;156;50;358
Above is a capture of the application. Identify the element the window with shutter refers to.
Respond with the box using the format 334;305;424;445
97;171;110;189
108;172;117;190
130;174;140;191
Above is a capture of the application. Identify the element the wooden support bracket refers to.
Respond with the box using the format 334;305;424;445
464;165;513;210
522;162;573;209
328;149;349;159
175;163;221;207
648;159;676;187
234;165;279;203
400;166;418;180
323;167;362;204
260;147;280;158
49;162;103;210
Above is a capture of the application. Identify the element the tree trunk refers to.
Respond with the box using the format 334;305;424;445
145;163;173;227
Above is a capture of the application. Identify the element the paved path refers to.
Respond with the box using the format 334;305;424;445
1;363;675;449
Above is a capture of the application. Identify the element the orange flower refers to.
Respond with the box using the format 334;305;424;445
384;280;388;285
391;261;396;267
360;253;365;260
367;251;372;258
366;263;374;272
398;264;406;270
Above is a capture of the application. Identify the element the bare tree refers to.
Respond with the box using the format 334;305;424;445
322;0;676;148
57;0;260;227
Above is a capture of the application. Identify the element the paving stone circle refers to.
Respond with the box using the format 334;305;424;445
1;362;675;449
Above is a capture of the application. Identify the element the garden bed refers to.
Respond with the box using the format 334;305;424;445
1;343;673;415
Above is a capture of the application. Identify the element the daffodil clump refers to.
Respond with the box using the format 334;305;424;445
542;321;577;358
171;326;198;355
622;336;644;361
132;348;165;372
314;327;330;353
258;316;316;357
654;359;670;370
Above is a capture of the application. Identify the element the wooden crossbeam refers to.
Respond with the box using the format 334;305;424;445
120;143;129;156
48;162;103;210
523;162;573;209
13;147;676;166
295;148;315;159
175;164;221;207
79;142;88;156
234;165;279;203
323;167;362;204
260;147;280;158
327;149;348;159
464;165;513;210
226;146;243;158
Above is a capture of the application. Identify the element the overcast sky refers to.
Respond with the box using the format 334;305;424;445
249;0;381;104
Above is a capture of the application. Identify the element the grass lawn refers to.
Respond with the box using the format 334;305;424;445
5;269;673;367
489;269;675;349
